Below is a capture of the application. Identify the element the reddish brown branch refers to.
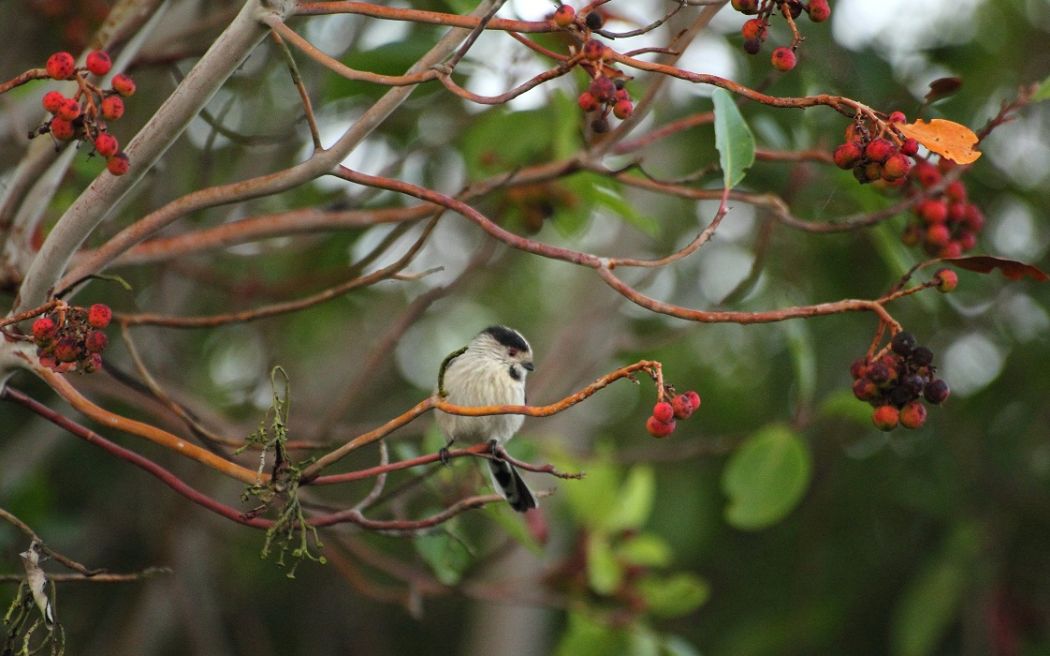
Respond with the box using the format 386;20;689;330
293;2;552;33
0;68;50;95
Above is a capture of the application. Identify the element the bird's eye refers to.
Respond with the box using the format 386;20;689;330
507;348;518;358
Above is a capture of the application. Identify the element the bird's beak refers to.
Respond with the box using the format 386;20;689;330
523;362;535;371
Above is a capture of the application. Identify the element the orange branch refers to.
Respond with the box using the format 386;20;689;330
36;366;265;485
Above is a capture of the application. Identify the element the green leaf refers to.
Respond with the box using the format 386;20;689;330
414;531;473;586
605;465;656;532
712;88;756;188
637;573;711;618
890;522;982;656
722;424;812;530
1034;74;1050;102
558;453;621;529
555;612;631;656
483;503;543;554
586;532;623;595
615;533;672;568
818;389;875;425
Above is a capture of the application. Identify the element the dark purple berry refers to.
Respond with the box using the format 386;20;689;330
911;346;934;366
585;12;603;29
923;379;950;404
891;332;917;356
868;362;891;385
889;384;916;407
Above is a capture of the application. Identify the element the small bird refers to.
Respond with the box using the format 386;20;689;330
435;326;538;512
19;541;54;627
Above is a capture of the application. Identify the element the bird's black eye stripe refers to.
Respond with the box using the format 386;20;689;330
508;365;522;381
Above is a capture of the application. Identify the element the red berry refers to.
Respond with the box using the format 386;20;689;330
49;118;75;140
945;180;967;203
101;95;125;120
882;153;912;180
683;390;701;411
807;0;830;22
926;224;951;248
582;40;605;61
671;395;694;420
957;231;977;251
553;4;575;27
963;205;985;232
88;303;112;328
652;401;674;423
82;352;104;373
872;405;899;431
741;18;766;41
84;330;108;353
900;138;919;156
106;152;130;176
94;133;119;158
45;52;76;80
56;98;81;121
852;378;879;402
85;50;112;76
933;268;959;292
849;358;869;379
864;138;895;163
731;0;759;13
42;91;65;114
899;401;927;430
646;415;676;438
613;99;633;120
54;338;80;363
31;317;57;344
833;142;863;170
770;47;797;72
111;74;136;97
912;161;941;187
577;91;599;112
917;199;948;224
939;241;963;258
589;76;616;103
888;111;907;124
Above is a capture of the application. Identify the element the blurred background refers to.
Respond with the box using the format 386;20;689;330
1;0;1048;654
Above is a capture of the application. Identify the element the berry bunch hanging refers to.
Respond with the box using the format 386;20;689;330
30;50;136;176
30;303;112;374
832;112;918;185
549;4;635;133
646;390;701;438
901;158;984;258
850;331;950;431
732;0;831;71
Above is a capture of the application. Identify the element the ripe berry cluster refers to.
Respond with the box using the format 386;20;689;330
901;158;984;258
733;0;831;71
832;112;917;185
850;331;950;431
577;74;633;134
646;390;701;438
31;303;112;374
31;50;135;176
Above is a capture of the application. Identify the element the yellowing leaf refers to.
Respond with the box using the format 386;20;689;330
896;119;981;164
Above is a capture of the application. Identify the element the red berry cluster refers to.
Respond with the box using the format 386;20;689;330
832;114;918;185
577;74;633;134
732;0;831;71
850;331;950;431
31;50;135;176
30;303;112;374
901;159;984;258
646;390;701;438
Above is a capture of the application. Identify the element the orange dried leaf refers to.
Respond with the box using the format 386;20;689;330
897;119;982;164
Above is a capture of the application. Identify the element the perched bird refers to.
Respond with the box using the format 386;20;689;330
436;326;537;512
19;541;54;627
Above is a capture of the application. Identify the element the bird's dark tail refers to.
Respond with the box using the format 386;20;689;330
488;459;538;512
